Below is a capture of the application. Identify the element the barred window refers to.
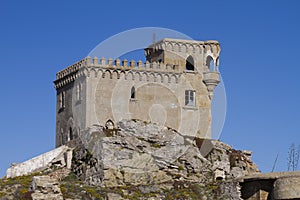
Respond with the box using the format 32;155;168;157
185;90;195;106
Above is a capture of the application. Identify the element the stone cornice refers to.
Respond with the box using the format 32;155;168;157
145;38;221;55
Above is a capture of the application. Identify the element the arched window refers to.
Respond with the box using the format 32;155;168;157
131;86;135;99
215;57;219;71
68;127;73;141
105;120;114;130
206;56;214;71
59;91;65;109
186;56;195;71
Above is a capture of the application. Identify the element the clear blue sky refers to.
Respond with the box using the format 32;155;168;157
0;0;299;177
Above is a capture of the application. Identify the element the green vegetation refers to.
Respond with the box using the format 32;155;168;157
0;192;6;197
60;172;85;199
0;174;33;188
59;171;228;199
85;186;103;199
0;173;38;199
163;182;228;200
150;143;161;148
177;158;184;164
0;166;230;200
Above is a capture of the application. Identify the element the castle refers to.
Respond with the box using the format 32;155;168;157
6;38;300;200
54;38;221;147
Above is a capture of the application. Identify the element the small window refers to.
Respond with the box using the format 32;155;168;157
59;91;65;109
68;127;73;141
131;86;135;99
76;83;82;101
105;120;114;130
185;90;195;106
186;56;195;71
206;56;214;71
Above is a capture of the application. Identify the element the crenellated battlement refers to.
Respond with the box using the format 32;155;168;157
56;57;180;79
55;38;221;85
56;58;86;80
84;56;180;72
145;38;220;58
55;56;184;89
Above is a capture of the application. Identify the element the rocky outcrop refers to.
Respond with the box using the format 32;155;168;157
72;143;103;186
30;175;63;200
1;119;260;199
71;119;259;198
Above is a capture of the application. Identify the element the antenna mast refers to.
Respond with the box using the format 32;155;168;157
152;33;156;47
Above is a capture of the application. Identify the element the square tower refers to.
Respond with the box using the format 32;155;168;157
54;38;221;147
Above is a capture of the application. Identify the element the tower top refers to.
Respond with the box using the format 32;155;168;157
147;38;219;48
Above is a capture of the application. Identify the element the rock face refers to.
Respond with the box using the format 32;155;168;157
4;120;300;199
1;120;260;199
72;119;259;196
31;175;63;200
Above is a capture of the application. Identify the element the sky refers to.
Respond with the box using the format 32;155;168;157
0;0;300;177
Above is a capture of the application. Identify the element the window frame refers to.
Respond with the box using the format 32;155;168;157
185;90;196;107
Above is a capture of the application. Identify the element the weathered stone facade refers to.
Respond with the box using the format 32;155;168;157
54;38;221;147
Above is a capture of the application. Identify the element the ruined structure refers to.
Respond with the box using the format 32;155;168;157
240;172;300;200
6;145;73;178
54;38;221;147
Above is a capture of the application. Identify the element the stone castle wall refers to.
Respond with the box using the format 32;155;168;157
54;39;221;147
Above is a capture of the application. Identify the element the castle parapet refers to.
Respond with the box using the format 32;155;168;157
55;56;181;89
145;38;220;58
83;56;178;73
56;58;86;80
